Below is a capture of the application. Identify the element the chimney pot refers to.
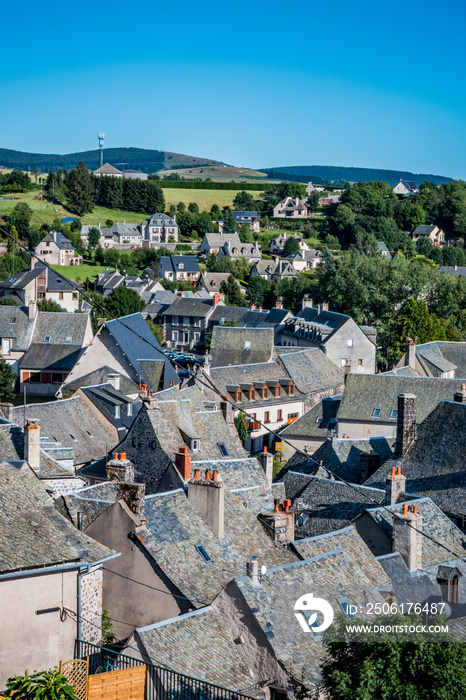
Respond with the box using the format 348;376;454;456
397;466;401;476
205;470;211;480
412;504;418;514
114;452;118;460
212;470;218;481
194;469;200;479
120;452;126;460
391;467;396;476
402;503;408;515
263;446;267;453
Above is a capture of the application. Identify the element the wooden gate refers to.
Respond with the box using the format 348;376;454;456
60;658;89;700
88;665;146;700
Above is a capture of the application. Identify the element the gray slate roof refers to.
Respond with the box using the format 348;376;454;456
0;306;35;350
31;311;90;345
280;396;341;440
415;341;466;378
278;349;344;395
0;463;113;572
0;263;75;293
20;343;83;371
210;327;274;367
159;256;200;275
439;266;466;276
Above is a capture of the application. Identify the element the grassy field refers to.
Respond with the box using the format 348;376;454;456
157;165;269;182
162;187;261;210
50;263;108;281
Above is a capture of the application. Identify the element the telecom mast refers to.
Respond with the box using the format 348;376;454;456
97;132;105;166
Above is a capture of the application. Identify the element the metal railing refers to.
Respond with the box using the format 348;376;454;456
75;640;258;700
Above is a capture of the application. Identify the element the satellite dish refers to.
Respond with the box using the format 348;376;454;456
260;565;267;576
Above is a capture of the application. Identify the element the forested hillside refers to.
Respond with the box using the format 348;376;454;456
261;165;453;186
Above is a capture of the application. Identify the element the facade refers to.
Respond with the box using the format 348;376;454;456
141;213;179;246
217;239;262;263
199;233;242;256
163;294;221;350
393;179;419;195
0;260;79;312
410;224;445;246
0;303;36;370
218;211;260;233
395;340;466;379
269;232;309;255
272;197;308;218
286;248;322;271
35;231;82;266
158;255;200;283
250;258;296;281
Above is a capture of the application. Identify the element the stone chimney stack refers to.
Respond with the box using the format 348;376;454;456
393;503;422;573
203;352;211;376
140;389;158;410
360;451;381;482
107;373;121;391
394;393;417;457
301;295;313;310
257;446;273;486
107;452;134;483
0;402;14;422
407;340;416;369
260;499;294;546
24;419;40;470
318;302;329;314
116;482;145;521
175;446;191;481
220;400;234;425
188;469;224;538
27;300;37;319
246;556;260;586
384;466;406;505
454;384;466;404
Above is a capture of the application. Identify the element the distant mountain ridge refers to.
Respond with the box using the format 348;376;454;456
0;147;223;173
260;165;453;187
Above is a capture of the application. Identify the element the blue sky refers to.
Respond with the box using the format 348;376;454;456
2;0;465;178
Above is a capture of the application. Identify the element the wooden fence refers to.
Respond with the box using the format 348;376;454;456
88;665;146;700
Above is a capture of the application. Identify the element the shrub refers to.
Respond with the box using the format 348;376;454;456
5;668;78;700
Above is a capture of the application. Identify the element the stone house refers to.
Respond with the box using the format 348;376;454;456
286;248;322;271
197;272;246;296
410;224;445;246
218;211;260;234
162;293;223;350
392;179;419;195
0;303;36;371
217;239;262;264
0;462;116;687
280;298;377;374
395;340;466;379
35;231;82;266
158;255;201;283
272;197;308;218
141;213;179;246
269;232;309;255
199;232;242;256
0;260;79;312
250;258;296;282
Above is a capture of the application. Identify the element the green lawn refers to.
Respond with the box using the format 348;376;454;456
161;187;261;210
50;263;108;281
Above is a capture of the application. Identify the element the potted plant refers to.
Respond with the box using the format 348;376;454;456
4;668;77;699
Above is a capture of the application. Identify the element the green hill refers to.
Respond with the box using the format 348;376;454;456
260;165;453;187
0;147;224;173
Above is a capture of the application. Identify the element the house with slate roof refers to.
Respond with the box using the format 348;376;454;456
0;462;116;686
218;211;260;234
272;196;308;218
396;340;466;379
393;179;419;195
197;271;247;297
0;259;79;312
269;232;309;255
94;162;124;177
280;298;377;374
250;258;297;282
218;239;262;263
286;248;322;272
410;224;445;246
158;255;200;283
439;265;466;276
35;230;82;266
141;213;179;245
277;394;342;457
60;312;178;397
18;311;93;395
76;378;141;441
0;303;36;370
94;268;143;296
210;327;275;367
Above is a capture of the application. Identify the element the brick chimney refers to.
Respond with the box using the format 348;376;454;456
188;469;224;538
116;482;145;521
260;499;294;546
107;452;134;482
454;384;466;404
384;466;406;505
212;292;220;306
393;503;422;572
0;402;13;422
257;446;273;486
24;419;40;470
394;393;417;457
220;399;234;424
175;446;191;481
275;297;283;310
360;451;381;482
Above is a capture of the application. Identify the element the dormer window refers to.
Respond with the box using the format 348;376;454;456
235;389;242;403
10;317;16;323
191;439;200;452
178;263;184;269
263;386;268;399
65;337;72;343
288;381;294;396
249;387;255;401
390;409;398;419
56;279;63;284
274;384;280;398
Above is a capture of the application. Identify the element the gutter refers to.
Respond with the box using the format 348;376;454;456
0;552;120;581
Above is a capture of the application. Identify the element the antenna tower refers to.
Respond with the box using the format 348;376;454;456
97;132;105;166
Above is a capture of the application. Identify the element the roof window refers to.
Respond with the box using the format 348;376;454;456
65;337;72;343
336;597;357;618
56;279;63;284
244;341;251;350
195;544;212;564
218;442;229;456
372;408;381;418
390;409;398;419
44;336;51;342
10;317;16;323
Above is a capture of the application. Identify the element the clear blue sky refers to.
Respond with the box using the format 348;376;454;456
2;0;465;178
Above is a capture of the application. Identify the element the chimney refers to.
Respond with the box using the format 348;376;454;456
188;469;224;538
257;446;273;486
393;503;422;573
246;556;260;586
407;340;416;369
27;300;37;319
260;499;294;546
360;451;381;482
220;400;234;425
24;419;40;470
30;257;37;270
454;384;466;404
302;295;313;309
0;402;13;422
107;452;134;483
175;446;191;481
77;512;83;531
116;482;145;521
212;292;220;306
275;297;283;310
177;290;184;298
394;394;417;457
318;302;329;313
384;466;406;505
141;391;158;409
107;373;121;391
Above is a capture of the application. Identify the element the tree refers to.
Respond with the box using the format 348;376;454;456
66;161;95;216
0;356;15;402
146;319;164;344
320;613;466;700
7;202;33;238
405;203;426;230
233;190;255;210
37;299;64;312
88;227;101;249
7;225;20;255
392;298;446;359
104;248;121;268
234;413;248;443
106;286;145;317
283;236;300;256
416;237;434;258
247;276;269;307
0;296;19;306
188;202;199;214
238;222;254;243
220;275;248;307
222;210;237;233
274;181;307;200
320;246;334;268
94;245;105;265
307;191;320;211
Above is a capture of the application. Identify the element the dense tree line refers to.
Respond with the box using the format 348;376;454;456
94;174;165;214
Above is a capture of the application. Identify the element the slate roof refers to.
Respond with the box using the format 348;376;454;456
292;525;389;587
296;306;349;332
143;213;177;227
308;436;396;484
31;311;90;345
62;366;139;395
20;343;83;371
11;397;117;465
198;272;231;290
0;263;75;293
338;373;466;425
281;472;385;537
412;224;438;237
159;256;200;274
415;341;466;378
279;396;341;440
365;400;466;517
210;327;274;367
137;487;296;606
377;240;392;258
439;266;466;276
234;550;386;685
221;241;261;259
164;296;214;318
202;233;241;250
55;482;119;530
209;361;302;406
278;349;344;395
0;463;114;573
0;306;35;350
136;608;262;697
80;383;141;434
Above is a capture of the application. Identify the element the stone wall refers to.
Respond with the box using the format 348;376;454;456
80;565;103;644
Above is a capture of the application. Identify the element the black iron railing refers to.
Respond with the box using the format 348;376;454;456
75;640;258;700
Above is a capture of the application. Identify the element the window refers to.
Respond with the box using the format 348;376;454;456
193;317;201;327
288;381;294;396
277;409;283;422
347;339;353;347
65;337;72;344
372;408;381;418
274;384;280;398
249;387;255;401
235;389;242;402
56;279;63;284
172;331;178;342
336;597;357;618
59;292;64;300
287;412;299;423
264;411;270;423
263;386;268;399
44;336;51;343
172;316;179;325
357;358;363;367
194;332;200;344
52;373;63;383
340;358;347;367
10;317;16;323
183;316;190;326
390;409;398;419
2;339;12;355
195;544;212;564
218;442;229;456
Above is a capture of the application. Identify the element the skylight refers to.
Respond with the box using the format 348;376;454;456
390;409;398;419
372;408;381;417
65;337;72;343
195;544;212;564
218;442;229;456
10;317;16;323
44;336;51;343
